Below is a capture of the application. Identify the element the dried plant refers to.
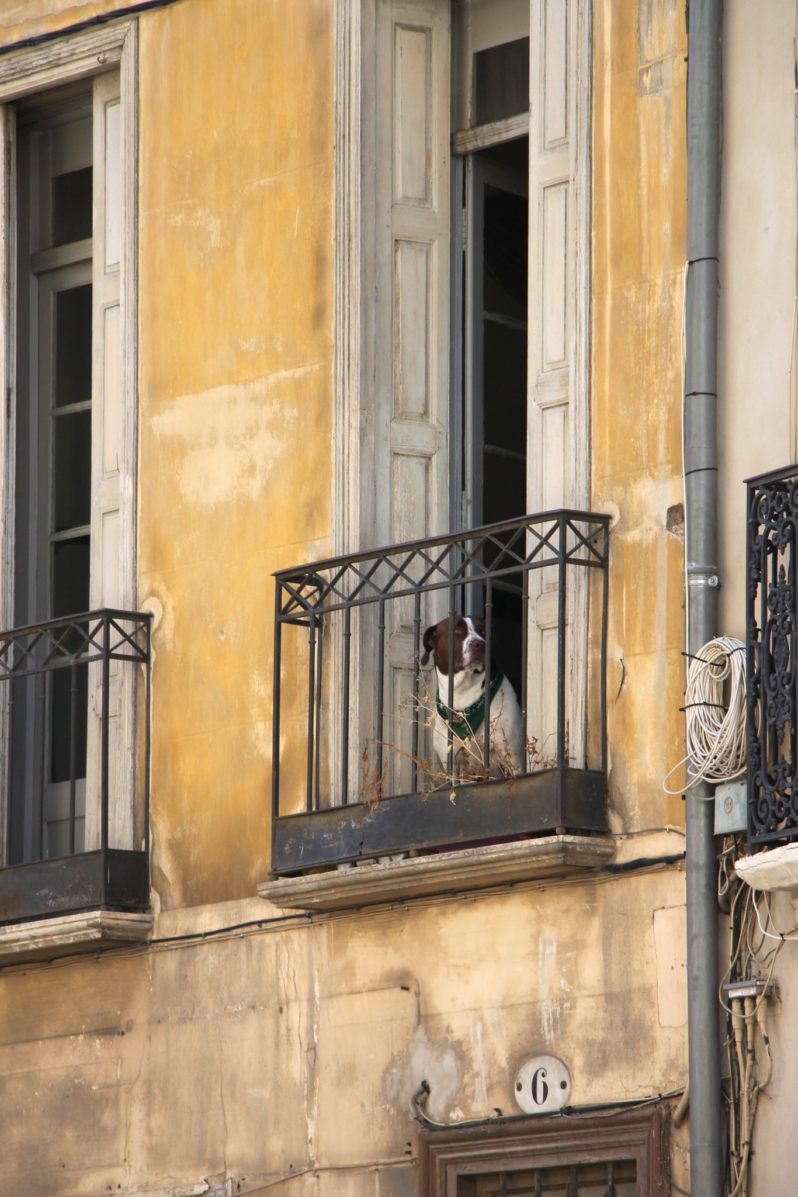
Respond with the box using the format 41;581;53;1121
359;743;387;811
355;681;572;803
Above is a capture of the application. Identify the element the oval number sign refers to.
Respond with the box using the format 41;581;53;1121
514;1055;571;1114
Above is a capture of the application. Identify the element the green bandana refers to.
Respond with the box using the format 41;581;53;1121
436;671;505;742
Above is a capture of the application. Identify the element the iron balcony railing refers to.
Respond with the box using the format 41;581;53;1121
0;609;151;921
747;465;798;845
271;511;610;874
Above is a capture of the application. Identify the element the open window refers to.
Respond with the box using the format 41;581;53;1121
331;0;590;770
263;2;598;904
453;9;531;694
0;24;149;940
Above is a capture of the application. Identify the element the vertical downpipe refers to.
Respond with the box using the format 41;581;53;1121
684;1;724;1192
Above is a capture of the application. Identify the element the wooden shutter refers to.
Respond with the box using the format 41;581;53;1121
86;69;136;849
373;0;451;792
526;0;590;766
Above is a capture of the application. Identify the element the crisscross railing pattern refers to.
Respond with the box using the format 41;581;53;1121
272;511;609;853
747;466;798;844
0;609;151;864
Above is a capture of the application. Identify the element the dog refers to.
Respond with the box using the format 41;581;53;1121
420;615;523;778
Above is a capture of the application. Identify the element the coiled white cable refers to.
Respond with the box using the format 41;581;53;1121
663;635;747;795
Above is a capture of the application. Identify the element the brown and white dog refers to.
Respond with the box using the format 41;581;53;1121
421;616;523;778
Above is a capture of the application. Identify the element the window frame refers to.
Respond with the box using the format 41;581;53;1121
417;1104;670;1197
0;20;140;893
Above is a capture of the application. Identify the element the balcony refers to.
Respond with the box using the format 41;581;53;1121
747;465;798;845
264;512;612;907
0;609;151;934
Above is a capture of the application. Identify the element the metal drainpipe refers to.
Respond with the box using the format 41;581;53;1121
684;0;724;1193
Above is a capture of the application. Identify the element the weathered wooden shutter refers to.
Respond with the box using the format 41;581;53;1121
373;0;451;791
526;0;589;766
86;69;136;849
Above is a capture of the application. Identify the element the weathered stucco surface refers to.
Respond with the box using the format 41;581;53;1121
717;5;798;1196
592;0;687;829
0;2;692;1196
135;0;334;910
0;873;687;1196
0;0;134;40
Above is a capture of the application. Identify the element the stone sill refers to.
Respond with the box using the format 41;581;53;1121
259;834;616;912
0;910;152;964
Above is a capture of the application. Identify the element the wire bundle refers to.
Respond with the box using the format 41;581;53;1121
663;635;747;794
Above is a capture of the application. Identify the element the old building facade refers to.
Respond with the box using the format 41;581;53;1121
0;1;795;1195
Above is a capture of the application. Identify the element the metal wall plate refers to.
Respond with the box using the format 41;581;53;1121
514;1055;571;1114
714;780;747;835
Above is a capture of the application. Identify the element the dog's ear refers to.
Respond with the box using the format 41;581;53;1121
420;624;436;666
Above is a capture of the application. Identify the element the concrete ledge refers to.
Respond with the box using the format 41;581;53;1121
258;835;616;911
0;910;152;964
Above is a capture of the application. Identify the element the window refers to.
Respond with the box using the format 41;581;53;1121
11;85;96;862
0;22;147;931
418;1106;669;1197
332;0;591;778
452;9;531;685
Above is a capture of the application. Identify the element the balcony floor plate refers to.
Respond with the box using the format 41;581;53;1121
259;834;616;911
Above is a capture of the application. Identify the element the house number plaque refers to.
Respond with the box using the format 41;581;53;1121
514;1055;571;1114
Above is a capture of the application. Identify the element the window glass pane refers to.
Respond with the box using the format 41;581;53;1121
55;283;92;407
484;183;528;321
54;409;91;532
483;448;525;525
52;535;90;618
50;662;88;785
52;166;92;245
483;320;527;451
474;37;530;125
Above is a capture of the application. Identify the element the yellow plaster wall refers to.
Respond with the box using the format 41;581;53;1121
0;8;693;1197
592;0;687;830
0;0;134;41
0;873;688;1197
135;0;333;910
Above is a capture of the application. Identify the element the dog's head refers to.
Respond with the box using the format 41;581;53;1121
421;616;486;677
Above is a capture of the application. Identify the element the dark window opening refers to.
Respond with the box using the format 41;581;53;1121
474;37;530;125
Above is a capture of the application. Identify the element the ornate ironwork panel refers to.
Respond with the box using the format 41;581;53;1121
747;466;798;844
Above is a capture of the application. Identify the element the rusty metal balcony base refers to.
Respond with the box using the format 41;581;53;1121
260;833;615;912
0;908;152;964
270;768;608;877
0;848;149;926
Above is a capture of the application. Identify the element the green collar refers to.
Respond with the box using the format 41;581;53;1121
436;671;504;742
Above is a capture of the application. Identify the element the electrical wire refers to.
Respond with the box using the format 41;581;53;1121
663;636;747;795
717;852;792;1197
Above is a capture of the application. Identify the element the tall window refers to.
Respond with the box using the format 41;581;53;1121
452;4;531;688
333;0;589;785
0;28;137;869
10;88;95;861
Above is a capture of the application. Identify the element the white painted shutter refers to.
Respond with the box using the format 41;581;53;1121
374;0;450;792
526;0;589;767
86;69;136;849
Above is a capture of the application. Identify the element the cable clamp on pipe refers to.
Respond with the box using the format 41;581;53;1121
686;562;721;589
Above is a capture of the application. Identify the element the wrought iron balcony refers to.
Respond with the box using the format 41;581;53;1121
0;609;151;922
747;466;798;845
271;511;610;875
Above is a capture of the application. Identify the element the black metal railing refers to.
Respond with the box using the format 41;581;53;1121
0;609;151;921
747;466;798;845
271;511;610;874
